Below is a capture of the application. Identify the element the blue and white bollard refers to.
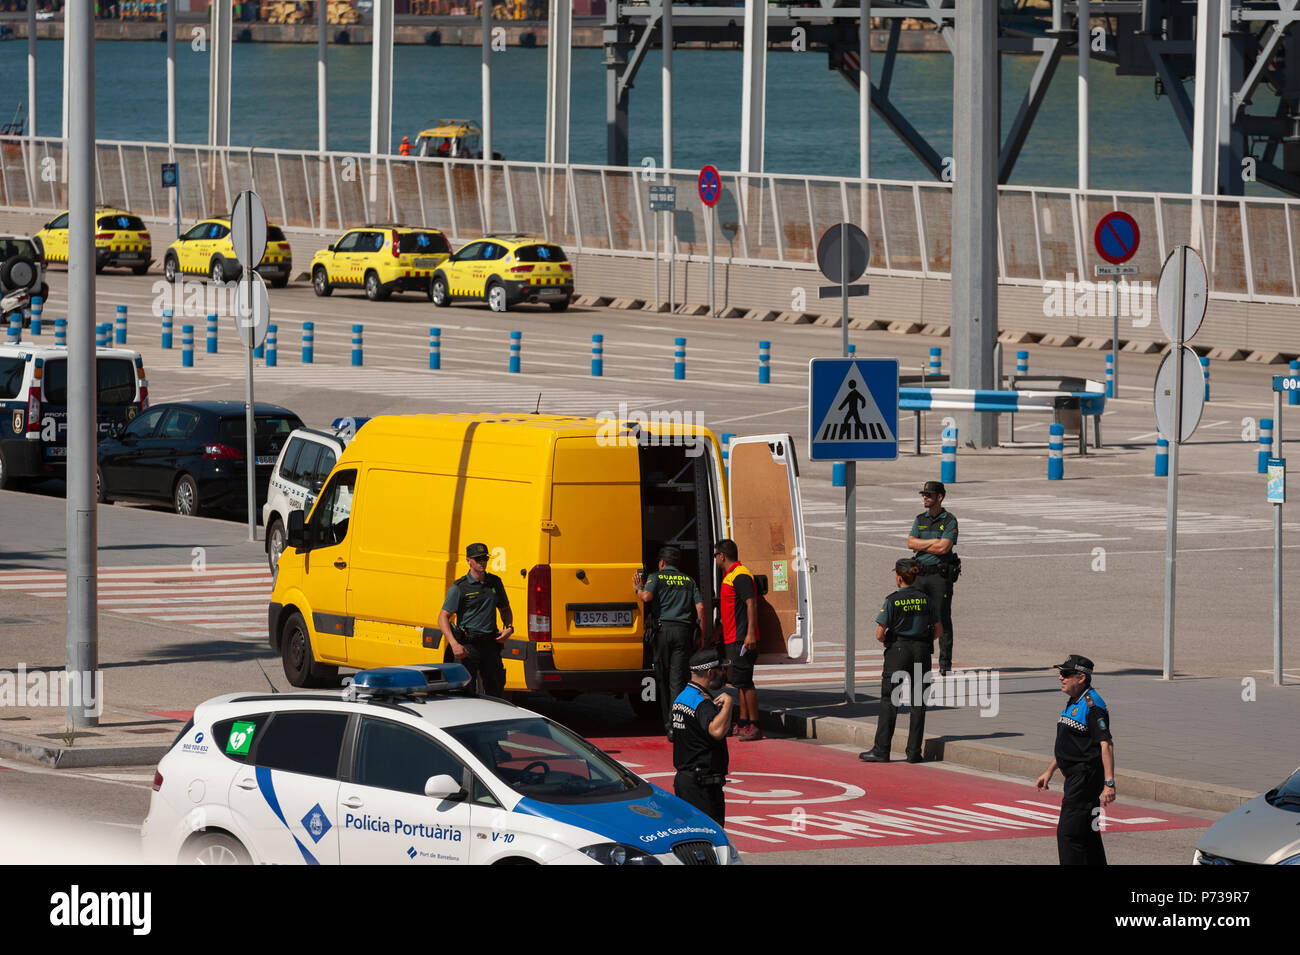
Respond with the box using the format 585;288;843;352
1259;418;1274;474
6;311;19;343
253;335;265;360
430;327;441;370
54;318;66;347
1105;354;1114;398
831;462;846;487
509;330;521;373
95;323;108;347
674;337;686;380
30;296;42;336
1291;360;1300;406
1017;350;1029;377
591;334;603;377
847;343;856;356
302;321;314;364
759;340;771;384
206;313;218;354
1155;437;1169;477
115;304;127;344
161;308;173;349
266;324;278;367
940;427;957;484
182;325;194;367
929;346;942;377
721;433;736;475
1200;355;1210;402
1048;423;1064;480
352;324;364;367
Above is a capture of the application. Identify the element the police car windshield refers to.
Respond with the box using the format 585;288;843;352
444;717;643;804
1266;768;1300;812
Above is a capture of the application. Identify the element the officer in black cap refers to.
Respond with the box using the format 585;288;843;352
437;543;514;697
859;558;940;764
1036;654;1115;865
634;545;706;738
671;649;733;824
907;480;959;675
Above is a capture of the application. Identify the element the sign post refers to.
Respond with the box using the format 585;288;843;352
698;165;721;316
1094;211;1140;397
231;189;269;542
1154;244;1208;680
1268;373;1298;684
649;184;675;313
161;162;180;242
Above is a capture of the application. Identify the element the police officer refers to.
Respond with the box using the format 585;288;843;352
634;546;706;738
1035;654;1116;866
671;649;733;825
437;543;514;697
859;558;940;764
908;480;959;675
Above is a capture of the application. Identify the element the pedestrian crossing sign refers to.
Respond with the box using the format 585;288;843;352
808;358;899;461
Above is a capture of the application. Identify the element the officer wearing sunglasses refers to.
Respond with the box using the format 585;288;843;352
907;481;959;675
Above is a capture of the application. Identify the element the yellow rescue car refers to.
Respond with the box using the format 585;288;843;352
309;225;452;301
430;234;574;312
163;216;293;288
35;207;152;275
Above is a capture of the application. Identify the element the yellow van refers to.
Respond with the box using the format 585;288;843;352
267;413;813;715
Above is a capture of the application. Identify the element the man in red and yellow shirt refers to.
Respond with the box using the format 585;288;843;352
715;539;762;741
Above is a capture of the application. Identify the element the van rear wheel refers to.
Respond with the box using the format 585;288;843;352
281;610;338;688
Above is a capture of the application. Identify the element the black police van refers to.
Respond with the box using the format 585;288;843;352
0;342;149;490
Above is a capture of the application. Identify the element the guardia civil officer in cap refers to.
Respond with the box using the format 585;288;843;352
1035;654;1116;865
438;543;515;697
907;480;959;675
859;558;940;764
671;649;734;825
634;545;706;738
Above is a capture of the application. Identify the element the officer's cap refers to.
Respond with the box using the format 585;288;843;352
1053;654;1095;675
465;542;490;561
657;545;682;564
689;649;723;672
894;557;920;576
920;481;946;497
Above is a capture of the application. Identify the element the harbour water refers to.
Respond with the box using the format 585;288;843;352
0;39;1267;194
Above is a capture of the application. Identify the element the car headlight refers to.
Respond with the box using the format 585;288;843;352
579;843;662;866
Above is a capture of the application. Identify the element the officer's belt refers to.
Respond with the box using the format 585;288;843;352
677;768;726;786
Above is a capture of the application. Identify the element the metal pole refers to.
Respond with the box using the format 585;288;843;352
66;0;98;729
653;203;659;309
482;0;492;231
27;0;37;196
859;0;870;181
663;0;673;314
168;0;178;239
1163;246;1187;681
1111;275;1119;396
243;197;257;543
1274;389;1284;686
318;0;328;227
1078;0;1089;190
369;0;393;215
842;230;854;703
708;205;715;317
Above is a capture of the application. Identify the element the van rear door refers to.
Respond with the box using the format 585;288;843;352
726;434;814;663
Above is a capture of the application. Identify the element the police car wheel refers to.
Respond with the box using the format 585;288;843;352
184;832;250;866
487;282;509;313
281;610;337;688
313;266;333;297
0;452;24;492
430;275;450;307
173;474;201;517
96;466;113;505
266;517;285;572
164;254;179;284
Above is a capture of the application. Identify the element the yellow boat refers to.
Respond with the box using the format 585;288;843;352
413;120;504;160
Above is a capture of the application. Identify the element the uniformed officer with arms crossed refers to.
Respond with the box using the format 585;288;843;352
908;481;959;675
438;542;515;698
671;649;734;825
859;558;941;764
634;546;706;739
1036;654;1116;865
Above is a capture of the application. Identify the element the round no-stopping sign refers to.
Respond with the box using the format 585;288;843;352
1094;211;1140;264
698;164;721;207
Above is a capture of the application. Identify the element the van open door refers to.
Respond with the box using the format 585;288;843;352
726;435;813;663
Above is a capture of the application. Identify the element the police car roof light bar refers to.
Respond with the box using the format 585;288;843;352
349;664;473;700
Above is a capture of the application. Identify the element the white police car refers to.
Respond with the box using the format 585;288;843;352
142;665;740;865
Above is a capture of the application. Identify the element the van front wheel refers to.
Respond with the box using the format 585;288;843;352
281;611;338;688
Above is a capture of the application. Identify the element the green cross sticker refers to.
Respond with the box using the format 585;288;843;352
226;720;257;756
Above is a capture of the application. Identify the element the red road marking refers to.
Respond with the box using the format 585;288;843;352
148;710;194;722
596;736;1207;852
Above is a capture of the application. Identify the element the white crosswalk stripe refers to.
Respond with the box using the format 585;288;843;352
958;493;1300;536
0;563;273;639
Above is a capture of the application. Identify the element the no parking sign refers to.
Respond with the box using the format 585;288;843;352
1094;211;1140;264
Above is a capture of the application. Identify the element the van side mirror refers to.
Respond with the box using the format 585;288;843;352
327;244;334;252
424;774;466;801
287;510;308;552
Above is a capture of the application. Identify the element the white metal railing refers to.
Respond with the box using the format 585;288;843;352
1;135;1297;306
